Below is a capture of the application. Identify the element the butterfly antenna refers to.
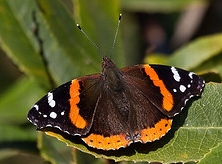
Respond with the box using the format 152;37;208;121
110;14;122;58
77;24;102;56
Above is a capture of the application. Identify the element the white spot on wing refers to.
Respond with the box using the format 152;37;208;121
46;124;52;127
49;111;57;119
189;72;194;79
171;67;181;82
48;92;56;108
180;85;186;92
33;104;39;111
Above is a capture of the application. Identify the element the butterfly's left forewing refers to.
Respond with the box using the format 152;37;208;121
27;74;101;136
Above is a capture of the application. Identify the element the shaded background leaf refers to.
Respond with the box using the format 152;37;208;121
0;0;50;89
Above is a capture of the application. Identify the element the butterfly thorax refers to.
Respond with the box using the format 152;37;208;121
101;56;124;92
100;56;135;127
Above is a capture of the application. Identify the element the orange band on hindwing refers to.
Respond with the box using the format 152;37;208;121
139;118;172;142
69;79;87;129
82;133;130;150
144;65;174;111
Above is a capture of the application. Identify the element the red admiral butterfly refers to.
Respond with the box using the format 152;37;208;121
27;15;205;150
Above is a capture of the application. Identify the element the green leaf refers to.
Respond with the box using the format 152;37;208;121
37;133;72;164
36;0;98;84
144;53;169;64
35;0;124;84
0;124;35;142
0;77;43;156
0;77;45;124
38;134;102;164
0;76;45;161
0;0;50;89
195;52;222;77
167;34;222;70
167;34;222;79
199;142;222;164
145;33;222;76
0;149;19;161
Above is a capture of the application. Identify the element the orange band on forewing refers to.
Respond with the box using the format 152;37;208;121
144;65;173;111
82;133;130;150
140;119;172;142
69;79;87;129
